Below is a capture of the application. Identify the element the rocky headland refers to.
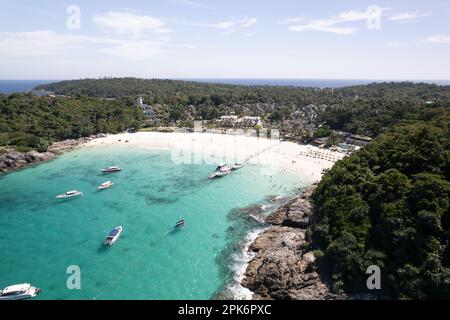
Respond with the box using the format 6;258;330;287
0;135;104;173
241;184;344;300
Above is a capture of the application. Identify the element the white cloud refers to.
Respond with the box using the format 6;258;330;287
423;34;450;44
240;17;258;28
287;8;389;34
289;21;357;34
0;31;90;56
92;12;172;37
208;21;236;29
389;10;431;22
171;0;215;10
203;17;258;31
277;17;304;25
0;30;172;60
99;41;164;60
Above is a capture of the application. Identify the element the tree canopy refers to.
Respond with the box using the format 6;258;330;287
311;109;450;299
0;93;142;151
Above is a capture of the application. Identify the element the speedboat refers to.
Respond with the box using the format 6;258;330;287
98;181;114;190
174;219;185;229
231;163;246;171
101;166;122;173
56;190;83;199
208;170;230;179
0;283;41;300
104;226;123;246
215;163;229;171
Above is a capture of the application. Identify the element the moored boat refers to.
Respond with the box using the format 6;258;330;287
215;163;230;171
208;170;230;179
209;163;232;179
98;181;114;190
0;283;41;300
56;190;83;199
101;166;121;173
174;219;185;229
104;226;123;246
231;162;246;171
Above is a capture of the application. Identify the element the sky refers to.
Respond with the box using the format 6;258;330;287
0;0;449;80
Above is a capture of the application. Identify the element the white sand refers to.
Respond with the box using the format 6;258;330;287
86;132;345;183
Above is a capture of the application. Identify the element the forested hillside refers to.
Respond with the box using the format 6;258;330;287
311;108;450;299
0;93;142;151
36;78;450;137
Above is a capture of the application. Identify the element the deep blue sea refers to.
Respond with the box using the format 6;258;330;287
0;80;57;94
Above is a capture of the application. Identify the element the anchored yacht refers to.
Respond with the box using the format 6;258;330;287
104;226;123;246
0;283;41;300
231;163;246;171
209;163;232;179
208;170;230;179
56;190;83;199
101;166;122;173
98;181;114;190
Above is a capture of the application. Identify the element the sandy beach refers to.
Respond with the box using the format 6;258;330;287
86;131;346;183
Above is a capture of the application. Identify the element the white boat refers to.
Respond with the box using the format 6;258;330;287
104;226;123;246
174;219;185;229
231;163;246;171
219;165;231;172
215;163;229;171
0;283;41;300
208;170;230;179
101;166;122;173
56;190;83;199
98;181;114;190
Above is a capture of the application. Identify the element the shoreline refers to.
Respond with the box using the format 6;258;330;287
2;131;345;181
0;135;103;173
86;132;345;183
240;184;338;300
84;132;347;300
1;131;346;300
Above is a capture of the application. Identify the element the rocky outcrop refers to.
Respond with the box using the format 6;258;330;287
0;148;55;172
242;184;343;300
265;184;316;228
242;226;335;300
0;136;99;173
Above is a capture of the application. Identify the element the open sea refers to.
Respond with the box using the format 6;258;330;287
0;80;56;94
0;143;306;299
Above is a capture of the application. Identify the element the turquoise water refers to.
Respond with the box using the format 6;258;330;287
0;144;306;299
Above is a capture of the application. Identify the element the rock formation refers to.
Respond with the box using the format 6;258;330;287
242;184;343;300
0;136;100;173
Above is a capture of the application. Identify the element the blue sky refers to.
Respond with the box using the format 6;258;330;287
0;0;449;80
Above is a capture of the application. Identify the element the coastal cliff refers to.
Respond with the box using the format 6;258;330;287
0;136;101;173
242;184;341;300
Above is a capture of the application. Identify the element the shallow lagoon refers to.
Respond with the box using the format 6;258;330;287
0;144;306;299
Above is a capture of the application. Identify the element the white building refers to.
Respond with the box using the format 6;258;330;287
239;116;263;128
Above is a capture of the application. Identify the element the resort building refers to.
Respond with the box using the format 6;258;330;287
216;115;263;129
136;96;158;123
239;116;263;128
346;134;373;146
218;115;239;127
313;137;329;148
